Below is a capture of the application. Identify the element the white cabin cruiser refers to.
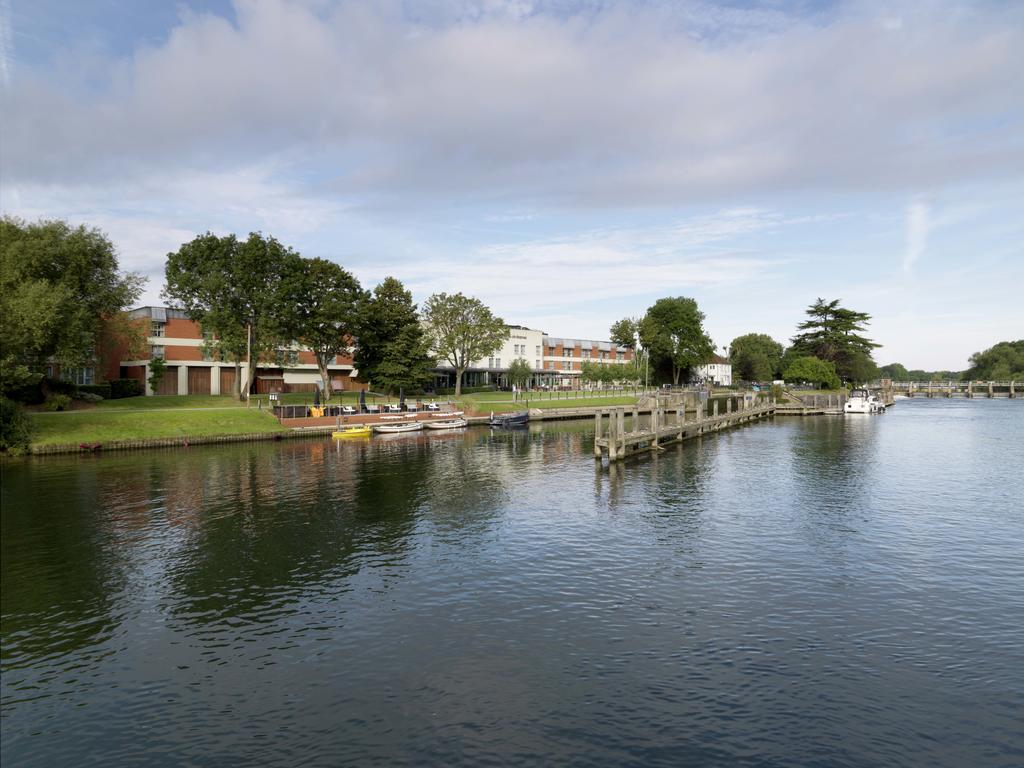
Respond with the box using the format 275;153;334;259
844;388;886;414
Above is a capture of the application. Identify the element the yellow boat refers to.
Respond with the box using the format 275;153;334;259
332;425;372;439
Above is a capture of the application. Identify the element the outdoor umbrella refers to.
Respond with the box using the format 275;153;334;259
399;387;406;410
359;389;366;413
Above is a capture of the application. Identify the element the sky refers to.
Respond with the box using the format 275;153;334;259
2;0;1022;370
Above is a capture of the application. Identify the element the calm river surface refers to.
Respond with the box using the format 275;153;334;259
2;399;1023;767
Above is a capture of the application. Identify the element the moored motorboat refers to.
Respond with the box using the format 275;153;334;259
372;422;424;434
488;410;529;428
844;388;886;414
424;418;468;430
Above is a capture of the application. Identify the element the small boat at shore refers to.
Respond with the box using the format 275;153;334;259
332;425;372;438
844;388;886;414
424;418;468;430
373;422;424;434
488;410;529;428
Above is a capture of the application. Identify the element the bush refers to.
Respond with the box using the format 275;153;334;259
0;397;34;453
43;376;79;396
78;383;112;399
43;394;73;411
109;378;143;399
78;392;104;403
4;375;46;404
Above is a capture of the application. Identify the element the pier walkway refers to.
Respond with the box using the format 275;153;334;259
594;398;776;462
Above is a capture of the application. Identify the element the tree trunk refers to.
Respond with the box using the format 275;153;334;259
673;365;681;386
233;361;242;400
317;353;332;401
455;367;464;396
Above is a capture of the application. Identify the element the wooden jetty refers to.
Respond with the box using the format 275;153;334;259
593;397;776;462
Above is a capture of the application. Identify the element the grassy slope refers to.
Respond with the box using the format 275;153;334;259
461;392;639;413
30;409;285;446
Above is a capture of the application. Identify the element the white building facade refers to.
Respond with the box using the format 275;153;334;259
695;355;732;386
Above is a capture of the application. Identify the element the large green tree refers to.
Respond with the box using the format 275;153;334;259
422;292;507;396
164;232;302;398
639;297;715;386
783;355;841;389
789;298;879;383
964;340;1024;380
287;258;365;400
879;362;910;381
354;277;434;393
506;358;533;389
730;333;784;382
0;217;144;386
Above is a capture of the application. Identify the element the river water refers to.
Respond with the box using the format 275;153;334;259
2;399;1022;767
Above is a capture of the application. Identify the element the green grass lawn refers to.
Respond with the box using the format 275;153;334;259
461;392;640;413
95;392;380;410
30;409;285;446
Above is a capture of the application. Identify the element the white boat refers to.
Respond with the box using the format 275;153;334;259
844;388;886;414
424;418;468;430
372;422;424;434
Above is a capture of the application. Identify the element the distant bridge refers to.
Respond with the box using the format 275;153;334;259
883;381;1017;398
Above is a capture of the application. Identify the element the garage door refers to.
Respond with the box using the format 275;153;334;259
156;367;178;395
188;367;211;395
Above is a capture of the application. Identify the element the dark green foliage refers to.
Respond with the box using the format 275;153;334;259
287;257;364;400
964;340;1024;380
639;297;715;385
355;278;434;395
783;355;841;389
422;292;506;396
43;394;73;411
879;362;910;380
0;397;34;453
730;333;784;381
148;357;167;393
164;231;303;397
0;217;144;380
108;378;143;399
506;359;532;389
789;298;879;383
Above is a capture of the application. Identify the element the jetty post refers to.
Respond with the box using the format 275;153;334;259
713;400;719;418
594;410;603;459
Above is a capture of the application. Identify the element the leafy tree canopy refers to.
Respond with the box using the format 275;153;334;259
422;292;506;396
0;217;144;387
789;298;879;382
878;362;910;381
507;358;532;389
639;297;715;385
164;232;302;398
287;257;365;400
783;355;841;389
730;333;784;382
964;340;1024;380
354;277;434;393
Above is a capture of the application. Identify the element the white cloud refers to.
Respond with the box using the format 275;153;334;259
2;0;1022;206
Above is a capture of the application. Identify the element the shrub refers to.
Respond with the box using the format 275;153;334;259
78;392;104;403
43;376;79;396
109;378;143;399
0;397;34;453
42;394;73;411
78;383;112;399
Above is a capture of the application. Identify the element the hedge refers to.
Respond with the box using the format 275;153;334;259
109;378;143;399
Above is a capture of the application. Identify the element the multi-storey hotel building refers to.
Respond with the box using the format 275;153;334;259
116;308;634;395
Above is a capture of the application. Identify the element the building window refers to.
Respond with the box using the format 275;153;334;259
151;345;165;359
151;322;165;337
535;359;540;369
64;367;95;386
495;358;501;368
536;346;541;356
617;352;624;361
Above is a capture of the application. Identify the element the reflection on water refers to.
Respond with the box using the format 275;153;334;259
2;401;1023;767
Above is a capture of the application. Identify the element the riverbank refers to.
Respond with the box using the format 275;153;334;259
19;390;648;455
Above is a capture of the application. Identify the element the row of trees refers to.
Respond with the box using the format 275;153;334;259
726;298;881;388
165;233;512;398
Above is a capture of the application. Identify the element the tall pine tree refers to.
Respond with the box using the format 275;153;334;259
789;298;879;383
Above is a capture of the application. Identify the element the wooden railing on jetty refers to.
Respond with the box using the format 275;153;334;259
594;397;776;462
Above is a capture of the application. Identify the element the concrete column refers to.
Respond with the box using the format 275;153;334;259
608;410;618;460
967;380;972;398
211;365;221;395
651;408;659;449
177;365;189;395
713;400;719;417
594;411;603;458
988;381;994;398
726;398;732;414
144;364;154;396
1011;381;1016;399
631;408;638;434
